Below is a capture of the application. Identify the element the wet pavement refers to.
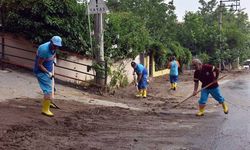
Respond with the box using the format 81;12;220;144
190;73;250;150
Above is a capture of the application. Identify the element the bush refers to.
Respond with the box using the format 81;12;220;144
4;0;90;55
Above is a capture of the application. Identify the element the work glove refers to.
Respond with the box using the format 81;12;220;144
47;72;53;78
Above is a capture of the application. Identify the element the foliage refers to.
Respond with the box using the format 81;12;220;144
221;12;250;64
3;0;91;55
167;41;192;66
177;0;250;67
197;52;210;64
2;0;250;71
108;63;129;89
178;12;219;56
183;47;193;65
92;62;106;77
107;0;177;43
104;12;149;61
148;42;171;70
107;0;180;68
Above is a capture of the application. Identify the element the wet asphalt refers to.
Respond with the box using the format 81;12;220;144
190;73;250;150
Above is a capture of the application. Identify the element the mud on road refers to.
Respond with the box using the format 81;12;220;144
0;98;217;150
0;68;245;150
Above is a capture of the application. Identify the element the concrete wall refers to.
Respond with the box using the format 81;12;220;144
56;56;94;84
151;56;170;77
1;34;36;69
107;55;140;85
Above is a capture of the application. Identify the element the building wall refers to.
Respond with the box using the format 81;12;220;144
107;55;140;85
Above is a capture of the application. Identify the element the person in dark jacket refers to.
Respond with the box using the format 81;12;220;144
192;58;229;116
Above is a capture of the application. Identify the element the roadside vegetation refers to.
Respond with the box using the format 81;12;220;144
2;0;250;69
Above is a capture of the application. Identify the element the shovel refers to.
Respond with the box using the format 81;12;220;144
133;73;139;91
51;58;60;109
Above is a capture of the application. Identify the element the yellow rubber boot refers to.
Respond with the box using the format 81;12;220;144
173;83;177;90
196;108;205;116
142;89;147;98
42;99;54;117
136;90;143;98
170;83;174;90
222;102;229;114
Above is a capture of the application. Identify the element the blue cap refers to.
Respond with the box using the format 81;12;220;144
51;36;62;47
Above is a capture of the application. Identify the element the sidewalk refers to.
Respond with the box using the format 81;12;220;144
0;68;142;110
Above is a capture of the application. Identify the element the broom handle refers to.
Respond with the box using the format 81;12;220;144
51;57;56;99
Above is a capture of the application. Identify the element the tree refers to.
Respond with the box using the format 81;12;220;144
198;0;217;15
4;0;91;55
107;0;180;68
104;12;149;61
107;0;178;43
148;41;171;71
179;10;220;56
178;0;250;67
167;41;192;72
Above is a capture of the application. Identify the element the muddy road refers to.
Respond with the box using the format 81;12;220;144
0;98;210;150
0;68;249;150
200;74;250;150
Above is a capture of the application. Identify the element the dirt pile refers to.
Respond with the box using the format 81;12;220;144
0;98;208;150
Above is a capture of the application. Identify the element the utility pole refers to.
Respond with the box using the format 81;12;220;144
219;0;240;70
0;2;4;70
88;0;108;86
94;13;105;85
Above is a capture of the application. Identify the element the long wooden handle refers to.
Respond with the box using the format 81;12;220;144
51;58;56;99
172;75;227;108
133;73;139;91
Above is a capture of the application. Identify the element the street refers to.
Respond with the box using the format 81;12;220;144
198;74;250;150
0;68;249;150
